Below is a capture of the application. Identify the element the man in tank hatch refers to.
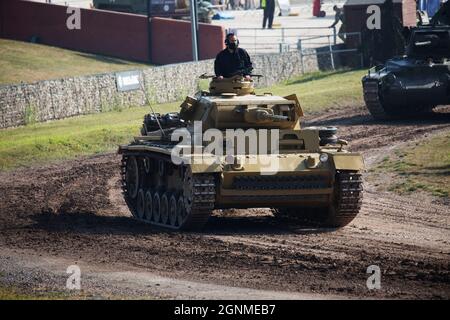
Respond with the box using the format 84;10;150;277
214;33;253;80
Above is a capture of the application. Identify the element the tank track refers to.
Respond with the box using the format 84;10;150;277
330;171;363;226
363;80;434;120
362;80;390;120
182;174;216;230
273;171;363;227
120;154;216;230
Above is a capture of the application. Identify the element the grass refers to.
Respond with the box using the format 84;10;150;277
0;39;150;85
0;102;179;171
0;69;365;171
374;132;450;197
256;69;366;113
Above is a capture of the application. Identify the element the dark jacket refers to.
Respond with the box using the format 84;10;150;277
214;47;253;78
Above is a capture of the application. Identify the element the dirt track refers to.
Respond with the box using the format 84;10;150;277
0;106;449;299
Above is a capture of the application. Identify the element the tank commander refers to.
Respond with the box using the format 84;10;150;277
214;33;253;80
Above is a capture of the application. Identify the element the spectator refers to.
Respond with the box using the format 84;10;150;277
262;0;275;29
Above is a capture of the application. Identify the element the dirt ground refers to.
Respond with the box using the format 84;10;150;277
0;105;449;299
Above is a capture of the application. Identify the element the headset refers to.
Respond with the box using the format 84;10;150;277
225;33;239;46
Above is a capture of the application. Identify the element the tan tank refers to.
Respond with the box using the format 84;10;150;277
118;76;364;230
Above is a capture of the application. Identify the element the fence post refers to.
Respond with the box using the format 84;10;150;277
328;36;335;70
333;26;337;45
297;39;305;74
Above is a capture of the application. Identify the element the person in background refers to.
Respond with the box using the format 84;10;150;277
262;0;275;29
330;5;346;42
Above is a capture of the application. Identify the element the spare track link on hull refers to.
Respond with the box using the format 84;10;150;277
273;171;363;227
120;153;216;231
363;80;390;120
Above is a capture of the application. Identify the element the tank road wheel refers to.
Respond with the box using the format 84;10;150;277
152;192;161;223
136;189;145;220
323;171;363;227
144;190;153;221
176;196;186;227
160;193;169;225
143;157;152;174
124;156;139;199
168;194;178;227
122;155;216;231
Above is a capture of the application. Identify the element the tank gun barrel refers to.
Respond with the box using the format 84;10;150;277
257;110;289;122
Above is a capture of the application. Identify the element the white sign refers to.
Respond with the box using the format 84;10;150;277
116;70;141;92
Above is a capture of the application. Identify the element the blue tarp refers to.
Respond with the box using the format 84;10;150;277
212;12;235;20
419;0;441;17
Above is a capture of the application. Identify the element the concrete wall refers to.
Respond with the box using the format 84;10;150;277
0;51;320;129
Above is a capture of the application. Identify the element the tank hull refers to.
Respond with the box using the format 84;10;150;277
363;63;450;119
118;143;363;230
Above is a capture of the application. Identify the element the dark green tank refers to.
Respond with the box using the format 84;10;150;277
362;2;450;119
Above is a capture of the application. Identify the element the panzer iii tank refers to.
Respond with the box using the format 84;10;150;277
118;76;364;230
362;2;450;120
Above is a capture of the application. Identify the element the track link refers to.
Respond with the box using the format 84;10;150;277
182;174;216;230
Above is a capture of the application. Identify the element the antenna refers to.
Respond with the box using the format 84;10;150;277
140;81;165;137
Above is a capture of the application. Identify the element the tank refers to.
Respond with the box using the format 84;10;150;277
118;76;364;230
362;2;450;120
